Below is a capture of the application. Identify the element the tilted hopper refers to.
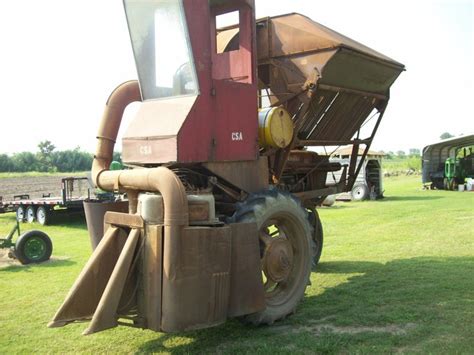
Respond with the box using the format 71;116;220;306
219;13;404;182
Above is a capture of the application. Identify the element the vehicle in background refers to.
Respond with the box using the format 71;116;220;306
422;134;474;190
0;196;14;214
327;148;384;201
3;177;91;225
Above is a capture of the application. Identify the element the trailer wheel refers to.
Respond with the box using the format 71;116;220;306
25;206;36;223
308;208;324;267
232;190;313;325
15;230;53;264
351;183;369;201
16;206;26;222
36;206;50;226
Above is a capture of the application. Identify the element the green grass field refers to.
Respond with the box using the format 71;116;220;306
0;175;473;354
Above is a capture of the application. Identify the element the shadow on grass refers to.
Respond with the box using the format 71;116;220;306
45;213;87;230
0;258;76;273
316;260;380;274
1;211;87;229
135;256;474;354
325;204;356;210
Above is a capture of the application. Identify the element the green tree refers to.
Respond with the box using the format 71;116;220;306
440;132;454;140
396;150;406;158
37;140;56;172
0;154;13;172
112;151;122;163
409;148;420;156
2;145;123;173
52;147;93;172
11;152;38;172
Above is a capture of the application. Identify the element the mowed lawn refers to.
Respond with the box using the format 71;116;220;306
0;175;473;354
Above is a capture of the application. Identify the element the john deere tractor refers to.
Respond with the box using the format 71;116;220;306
444;149;474;190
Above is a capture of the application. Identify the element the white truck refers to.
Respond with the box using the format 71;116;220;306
327;148;384;201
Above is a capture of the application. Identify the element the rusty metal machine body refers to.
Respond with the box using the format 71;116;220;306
49;0;404;335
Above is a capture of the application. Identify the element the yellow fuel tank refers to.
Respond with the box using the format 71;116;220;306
258;107;294;149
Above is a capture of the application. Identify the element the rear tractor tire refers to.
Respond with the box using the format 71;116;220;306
443;178;449;190
15;230;53;264
232;190;313;325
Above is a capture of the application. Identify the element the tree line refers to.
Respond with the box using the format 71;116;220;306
0;132;459;173
0;141;121;173
382;132;458;160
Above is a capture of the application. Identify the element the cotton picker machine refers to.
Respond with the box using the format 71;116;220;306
49;0;404;334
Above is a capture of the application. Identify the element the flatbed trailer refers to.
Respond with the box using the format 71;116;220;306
3;177;91;225
0;196;14;214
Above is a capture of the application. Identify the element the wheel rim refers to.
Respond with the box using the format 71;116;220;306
26;208;35;223
16;207;25;221
37;208;46;224
259;212;306;307
353;186;364;197
23;237;47;261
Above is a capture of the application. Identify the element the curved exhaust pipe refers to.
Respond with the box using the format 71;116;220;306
91;80;189;226
92;80;140;189
92;79;189;292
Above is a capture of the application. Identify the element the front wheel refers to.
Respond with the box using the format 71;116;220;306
15;230;53;264
232;190;313;325
449;179;456;191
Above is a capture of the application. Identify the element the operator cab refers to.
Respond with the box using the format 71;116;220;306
124;0;199;100
122;0;258;165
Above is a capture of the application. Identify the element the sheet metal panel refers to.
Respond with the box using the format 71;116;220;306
298;90;378;143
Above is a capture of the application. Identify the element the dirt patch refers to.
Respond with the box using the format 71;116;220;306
271;319;416;336
0;249;17;268
0;249;69;269
299;322;416;336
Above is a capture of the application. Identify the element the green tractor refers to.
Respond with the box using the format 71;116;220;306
443;147;474;190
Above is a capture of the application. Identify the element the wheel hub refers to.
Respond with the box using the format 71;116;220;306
24;238;46;260
262;236;294;283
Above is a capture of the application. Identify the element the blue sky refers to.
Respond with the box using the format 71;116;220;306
0;0;472;154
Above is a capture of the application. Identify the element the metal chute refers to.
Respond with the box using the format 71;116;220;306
48;226;140;335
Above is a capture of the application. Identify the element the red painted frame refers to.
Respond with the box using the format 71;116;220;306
177;0;258;163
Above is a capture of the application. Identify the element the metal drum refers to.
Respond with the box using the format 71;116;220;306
83;200;129;250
